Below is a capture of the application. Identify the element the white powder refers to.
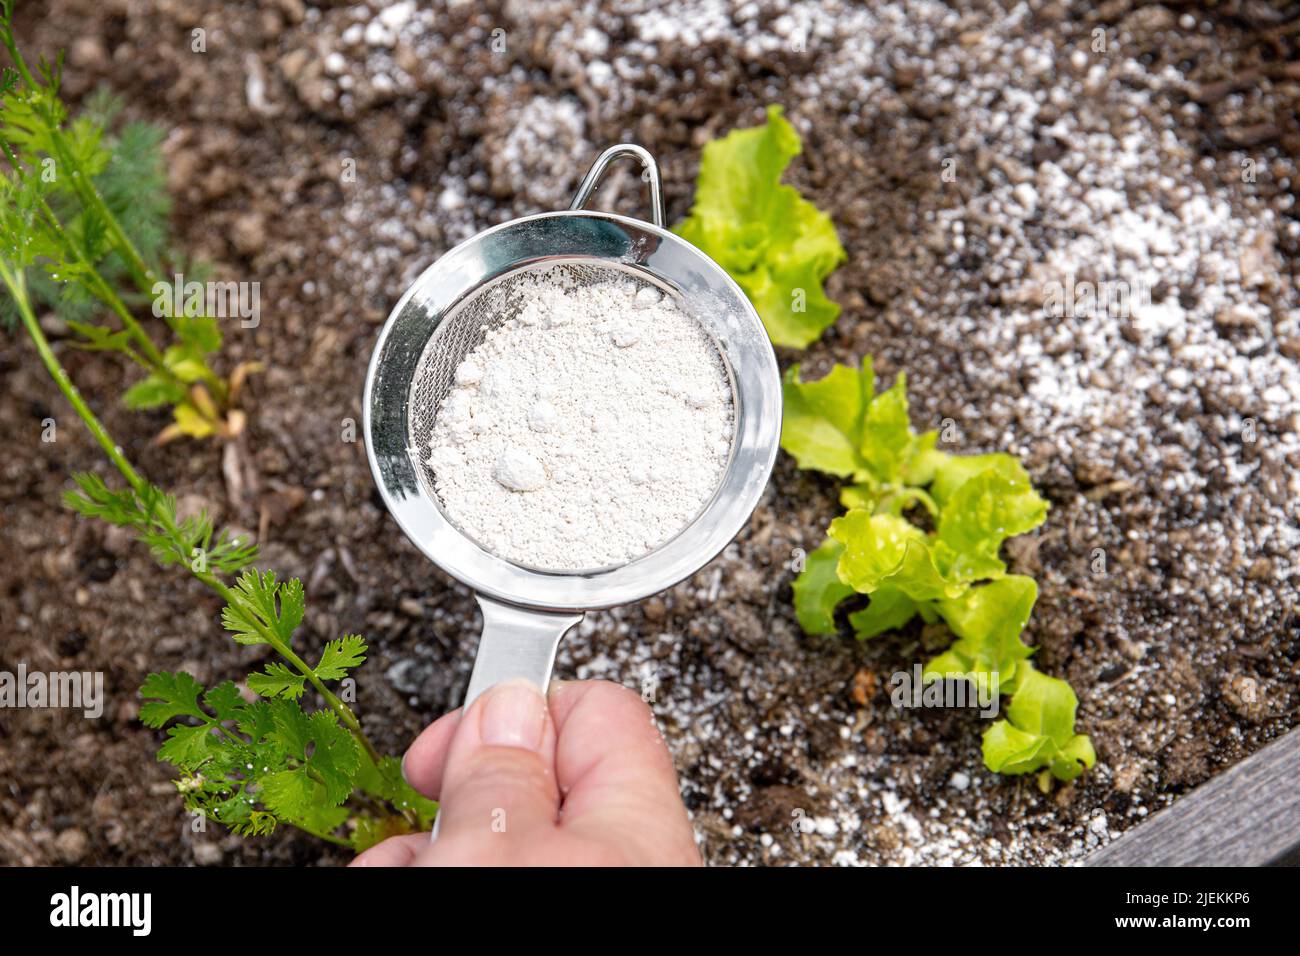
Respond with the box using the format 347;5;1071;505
425;267;733;570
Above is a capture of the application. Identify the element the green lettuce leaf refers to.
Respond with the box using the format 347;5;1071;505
675;105;846;348
901;437;947;487
925;576;1038;688
781;356;874;478
982;664;1095;781
858;371;914;484
981;720;1056;775
930;452;1022;506
792;538;854;635
839;482;877;510
848;586;917;640
828;511;965;603
889;539;968;602
828;511;922;593
935;456;1049;580
781;357;934;488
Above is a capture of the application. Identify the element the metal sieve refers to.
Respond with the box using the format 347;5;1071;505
363;144;780;713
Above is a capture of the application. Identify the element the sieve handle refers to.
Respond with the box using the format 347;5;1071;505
430;596;582;841
462;595;584;710
569;144;666;228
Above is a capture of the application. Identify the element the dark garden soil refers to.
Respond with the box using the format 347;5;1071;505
1;0;1297;865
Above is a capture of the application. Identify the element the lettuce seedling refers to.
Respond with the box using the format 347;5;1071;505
675;105;846;348
784;357;1094;788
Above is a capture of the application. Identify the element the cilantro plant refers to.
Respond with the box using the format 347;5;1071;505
0;14;433;847
675;105;846;349
784;357;1095;789
2;195;434;855
0;3;256;441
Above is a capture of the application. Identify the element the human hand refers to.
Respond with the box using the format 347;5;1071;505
350;679;702;866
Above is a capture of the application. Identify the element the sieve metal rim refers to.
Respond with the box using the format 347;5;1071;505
363;208;781;613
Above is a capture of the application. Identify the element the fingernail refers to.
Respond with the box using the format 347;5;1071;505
477;679;546;751
400;749;411;785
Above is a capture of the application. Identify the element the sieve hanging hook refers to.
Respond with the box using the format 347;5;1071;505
568;143;666;227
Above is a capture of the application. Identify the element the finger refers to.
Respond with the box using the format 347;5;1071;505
348;832;430;867
401;707;463;800
548;680;700;865
433;679;560;844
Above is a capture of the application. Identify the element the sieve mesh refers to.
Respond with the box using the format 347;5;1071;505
406;259;738;548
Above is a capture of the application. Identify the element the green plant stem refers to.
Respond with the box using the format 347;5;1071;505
2;261;381;769
0;95;184;398
2;264;147;484
1;32;156;293
296;827;353;848
34;192;173;371
876;486;939;518
1;29;227;406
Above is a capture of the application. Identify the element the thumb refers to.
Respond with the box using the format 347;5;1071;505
431;679;560;851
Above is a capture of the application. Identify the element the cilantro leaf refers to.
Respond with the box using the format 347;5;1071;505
157;723;219;770
675;105;846;348
234;698;276;740
247;662;307;700
314;634;367;681
246;634;366;701
62;473;255;575
202;680;244;722
122;372;185;410
64;472;154;527
267;703;359;806
301;711;362;804
221;569;305;646
352;752;439;849
174;313;222;355
139;671;205;727
63;319;132;352
258;769;319;821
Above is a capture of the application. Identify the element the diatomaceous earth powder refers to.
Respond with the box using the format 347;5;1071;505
425;267;733;570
